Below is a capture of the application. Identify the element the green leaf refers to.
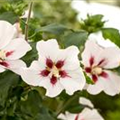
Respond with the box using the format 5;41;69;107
62;31;88;48
36;23;69;35
0;71;19;107
18;90;55;120
102;28;120;47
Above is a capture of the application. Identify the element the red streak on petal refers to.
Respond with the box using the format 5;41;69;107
46;58;53;68
6;51;14;57
56;60;64;69
75;114;79;120
100;71;108;79
59;70;68;78
85;67;91;73
89;56;94;66
0;61;9;67
40;70;50;77
92;74;98;83
50;76;57;85
97;59;106;66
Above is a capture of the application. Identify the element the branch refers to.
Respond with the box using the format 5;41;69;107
25;2;33;41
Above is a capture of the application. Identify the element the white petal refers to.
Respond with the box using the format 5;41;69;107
20;60;46;86
60;68;86;95
21;68;41;86
79;108;104;120
6;60;26;75
79;97;94;108
0;20;16;49
59;109;104;120
100;47;120;69
102;71;120;96
87;79;103;95
3;38;32;60
0;66;5;73
81;40;103;67
36;39;60;61
59;46;80;70
58;112;76;120
28;60;46;71
58;113;67;120
39;79;64;97
65;112;77;120
87;70;120;96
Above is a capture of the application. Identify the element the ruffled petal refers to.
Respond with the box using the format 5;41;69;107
102;71;120;96
36;39;60;61
87;70;120;96
100;47;120;69
3;38;31;60
39;79;64;97
0;21;16;49
87;79;103;95
81;39;103;67
60;68;86;95
79;108;104;120
6;60;26;75
20;60;46;85
21;68;42;86
59;46;80;71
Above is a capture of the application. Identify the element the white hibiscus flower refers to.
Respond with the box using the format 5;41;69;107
21;39;85;97
0;20;31;74
81;37;120;96
58;97;104;120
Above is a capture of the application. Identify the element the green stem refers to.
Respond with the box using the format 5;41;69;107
25;2;33;41
55;93;80;117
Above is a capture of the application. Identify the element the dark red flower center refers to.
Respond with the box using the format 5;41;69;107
85;56;108;83
40;58;69;85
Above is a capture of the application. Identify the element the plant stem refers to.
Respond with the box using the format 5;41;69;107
25;2;33;41
55;93;80;117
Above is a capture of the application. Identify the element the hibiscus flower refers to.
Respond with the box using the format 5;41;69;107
58;97;104;120
81;38;120;96
21;39;85;97
0;20;31;74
